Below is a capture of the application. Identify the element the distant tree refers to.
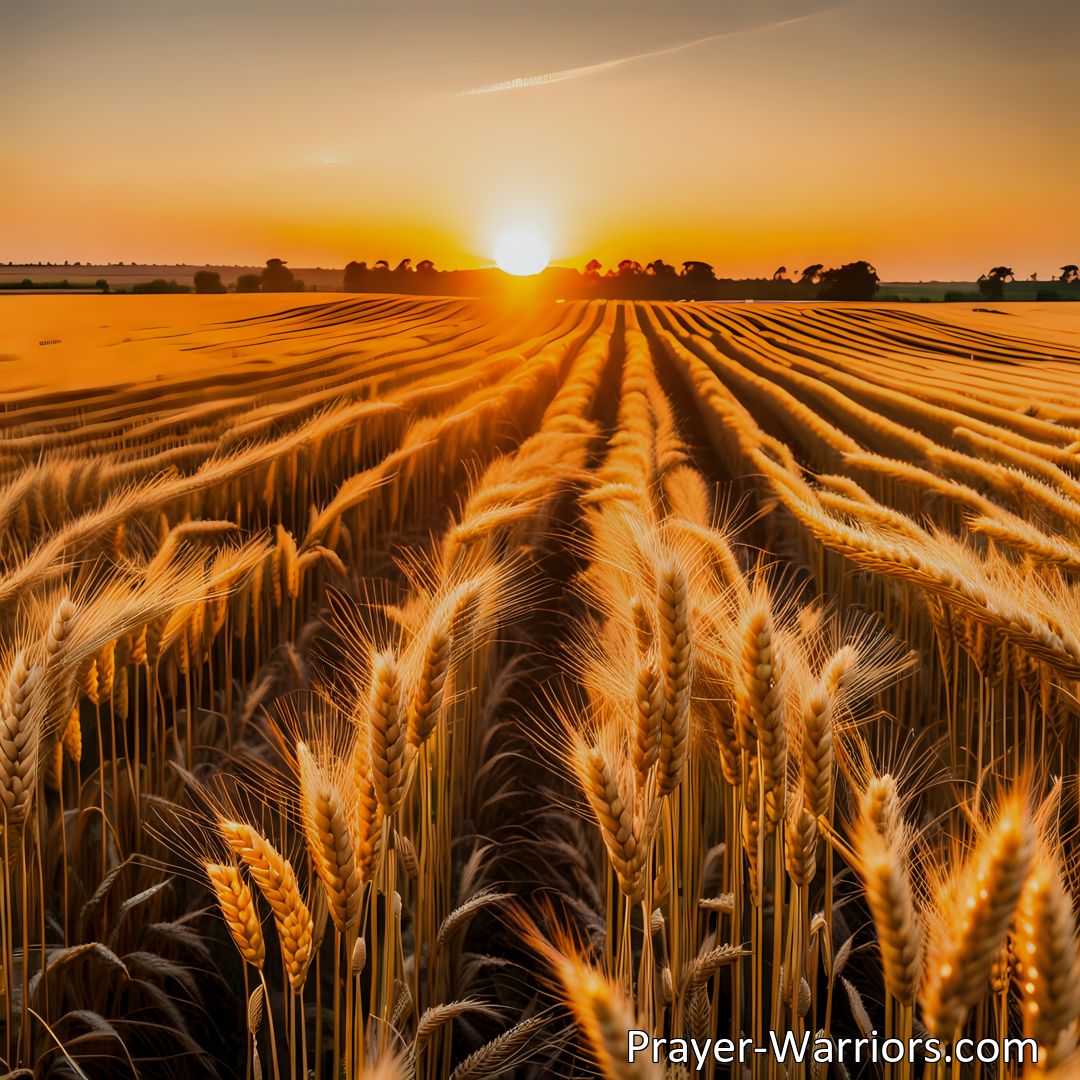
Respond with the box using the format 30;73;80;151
193;270;226;294
817;260;880;301
260;258;296;292
94;278;109;293
236;273;262;293
646;259;676;277
978;265;1014;301
372;260;390;272
416;259;436;274
393;259;412;273
131;278;189;294
1060;264;1078;284
771;266;789;281
583;259;603;279
681;261;715;280
799;263;824;284
343;261;368;291
617;259;642;276
291;278;306;292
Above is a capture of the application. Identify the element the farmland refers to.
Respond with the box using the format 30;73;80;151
3;295;1080;1078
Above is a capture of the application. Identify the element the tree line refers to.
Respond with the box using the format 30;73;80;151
340;257;883;300
192;259;306;294
175;258;1080;301
976;264;1080;301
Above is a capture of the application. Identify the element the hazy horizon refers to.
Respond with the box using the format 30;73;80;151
4;0;1078;280
0;257;1066;284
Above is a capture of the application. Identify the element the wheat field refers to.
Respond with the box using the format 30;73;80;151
3;295;1080;1078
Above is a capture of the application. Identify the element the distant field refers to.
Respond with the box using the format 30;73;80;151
0;262;349;290
3;294;1080;395
877;280;1079;301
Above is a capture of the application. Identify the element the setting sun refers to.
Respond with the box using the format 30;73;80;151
494;228;550;276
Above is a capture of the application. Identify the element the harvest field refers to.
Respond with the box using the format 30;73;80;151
4;295;1080;1079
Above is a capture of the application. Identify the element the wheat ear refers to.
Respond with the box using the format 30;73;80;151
800;682;832;819
535;934;662;1080
850;791;920;1005
655;560;690;795
735;599;786;825
406;606;453;748
350;726;384;881
1015;851;1080;1069
577;743;649;902
205;861;266;970
59;705;81;765
784;789;818;887
920;794;1033;1036
220;820;314;992
0;651;41;826
247;983;265;1035
863;774;901;839
296;741;361;933
629;596;661;786
368;649;407;815
448;1014;548;1079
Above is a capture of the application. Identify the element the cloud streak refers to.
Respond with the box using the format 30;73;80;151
456;8;841;97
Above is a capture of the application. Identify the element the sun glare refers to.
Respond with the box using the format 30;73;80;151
493;228;550;276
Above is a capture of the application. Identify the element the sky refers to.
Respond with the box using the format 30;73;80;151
2;0;1077;280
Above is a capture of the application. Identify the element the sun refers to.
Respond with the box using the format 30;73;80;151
494;228;550;276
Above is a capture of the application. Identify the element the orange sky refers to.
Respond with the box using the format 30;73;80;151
3;0;1077;280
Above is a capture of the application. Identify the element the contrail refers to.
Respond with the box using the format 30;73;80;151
455;8;841;97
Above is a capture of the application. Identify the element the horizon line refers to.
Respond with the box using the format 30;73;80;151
0;258;1066;286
